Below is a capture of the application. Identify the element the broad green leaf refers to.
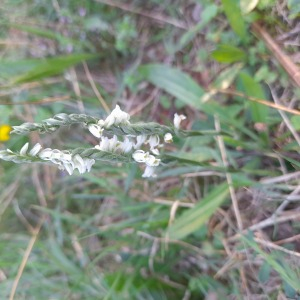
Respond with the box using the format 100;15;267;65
0;59;42;79
212;63;244;90
211;45;246;63
11;53;98;84
238;72;269;123
221;0;247;39
201;64;243;102
240;0;259;14
138;64;204;109
258;262;271;283
168;183;229;240
291;115;300;130
166;150;215;164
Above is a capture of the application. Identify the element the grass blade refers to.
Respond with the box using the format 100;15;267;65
138;64;205;109
167;183;229;240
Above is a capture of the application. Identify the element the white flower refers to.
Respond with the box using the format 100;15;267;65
145;155;160;167
29;143;42;156
73;154;86;174
60;151;72;162
132;150;148;163
38;148;53;160
174;113;186;129
108;135;118;151
134;135;147;149
164;133;173;143
103;114;115;128
20;143;29;156
142;166;157;178
49;149;62;162
71;155;95;174
148;135;160;148
119;137;134;153
103;105;130;128
95;137;110;151
25;146;94;175
150;148;160;155
63;161;74;175
88;124;103;138
95;135;119;152
98;119;105;127
84;158;95;172
147;135;160;154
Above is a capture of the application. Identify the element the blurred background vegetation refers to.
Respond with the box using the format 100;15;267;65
0;0;300;299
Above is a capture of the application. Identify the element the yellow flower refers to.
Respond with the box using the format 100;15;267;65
0;125;11;142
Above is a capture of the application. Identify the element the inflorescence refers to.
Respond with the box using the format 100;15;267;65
0;105;186;178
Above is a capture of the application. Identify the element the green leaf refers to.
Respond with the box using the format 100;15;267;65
166;150;215;164
238;72;269;123
168;183;229;240
211;45;246;63
291;115;300;130
201;64;244;102
240;0;259;14
258;262;271;283
138;64;205;109
11;53;98;84
213;64;244;90
221;0;247;39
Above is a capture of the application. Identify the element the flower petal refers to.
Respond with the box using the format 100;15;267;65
88;124;102;138
142;166;156;178
29;143;42;156
174;113;186;129
164;133;173;143
20;143;29;156
132;150;147;163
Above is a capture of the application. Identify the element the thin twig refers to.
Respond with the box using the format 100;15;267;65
154;198;194;208
93;0;187;29
216;89;300;116
0;95;70;106
275;233;300;245
137;231;205;256
254;237;300;258
252;22;300;87
0;78;62;97
270;86;300;146
274;185;300;216
214;116;243;231
9;218;44;300
12;199;34;234
260;171;300;184
228;210;300;242
82;61;110;114
69;67;85;113
148;238;159;274
214;116;250;295
249;211;300;232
